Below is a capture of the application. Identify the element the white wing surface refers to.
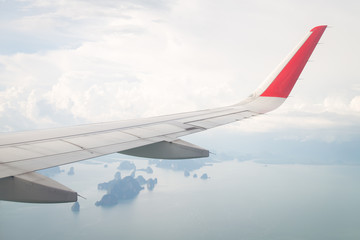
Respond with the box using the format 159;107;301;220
0;26;327;203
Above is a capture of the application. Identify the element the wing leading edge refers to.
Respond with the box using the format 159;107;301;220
0;25;327;203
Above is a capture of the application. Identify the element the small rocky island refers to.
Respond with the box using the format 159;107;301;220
67;167;75;176
71;202;80;212
96;171;158;207
117;161;136;170
147;178;157;191
151;158;213;172
137;166;153;174
37;166;64;177
200;173;209;180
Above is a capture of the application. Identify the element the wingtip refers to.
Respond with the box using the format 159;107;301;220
311;25;327;32
258;25;327;98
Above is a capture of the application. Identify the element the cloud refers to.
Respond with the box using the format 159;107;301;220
0;0;172;54
0;0;359;145
0;0;241;128
350;96;360;112
220;94;360;143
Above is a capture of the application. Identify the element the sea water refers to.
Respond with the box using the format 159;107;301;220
1;158;360;240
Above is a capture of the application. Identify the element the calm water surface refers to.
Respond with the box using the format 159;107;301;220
1;159;360;240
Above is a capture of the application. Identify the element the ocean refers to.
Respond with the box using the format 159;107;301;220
1;157;360;240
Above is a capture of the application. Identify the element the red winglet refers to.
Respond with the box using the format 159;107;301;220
260;25;327;98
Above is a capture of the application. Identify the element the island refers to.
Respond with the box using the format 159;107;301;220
37;166;64;177
117;160;136;170
71;202;80;212
96;172;158;207
146;178;157;191
200;173;209;180
67;167;75;175
137;166;153;174
151;158;213;172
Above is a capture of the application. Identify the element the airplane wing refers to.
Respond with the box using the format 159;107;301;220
0;25;327;203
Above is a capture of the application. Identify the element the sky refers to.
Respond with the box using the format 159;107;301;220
0;0;359;160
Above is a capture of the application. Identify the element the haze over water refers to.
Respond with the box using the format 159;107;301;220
1;158;360;240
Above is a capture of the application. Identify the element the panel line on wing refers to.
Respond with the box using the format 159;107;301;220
0;107;230;147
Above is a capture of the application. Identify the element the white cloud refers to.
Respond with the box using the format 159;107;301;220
350;96;360;112
0;0;359;143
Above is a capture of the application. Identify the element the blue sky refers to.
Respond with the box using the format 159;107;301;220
0;0;359;159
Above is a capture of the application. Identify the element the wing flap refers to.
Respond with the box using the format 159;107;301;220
120;139;209;159
0;172;77;203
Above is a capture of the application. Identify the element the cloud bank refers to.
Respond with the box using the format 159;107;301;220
0;0;359;148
